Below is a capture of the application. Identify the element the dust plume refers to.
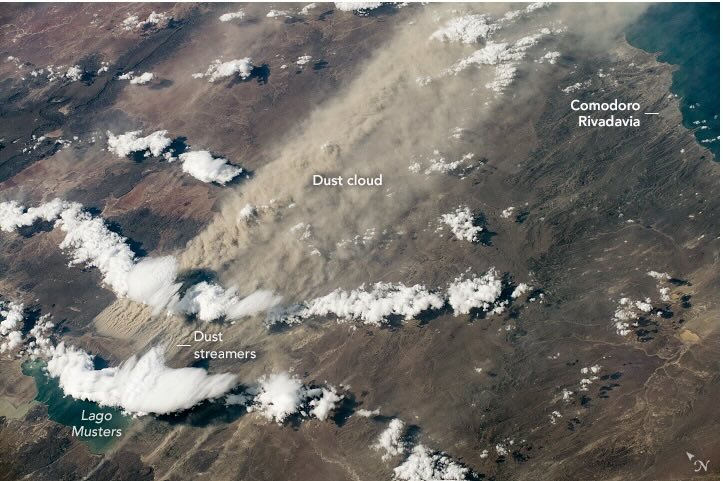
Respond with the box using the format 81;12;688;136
176;3;649;301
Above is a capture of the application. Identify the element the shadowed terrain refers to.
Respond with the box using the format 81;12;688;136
0;3;718;481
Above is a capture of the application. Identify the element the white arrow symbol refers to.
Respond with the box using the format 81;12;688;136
686;452;695;461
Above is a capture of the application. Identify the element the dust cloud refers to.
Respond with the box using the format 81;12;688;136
176;3;648;301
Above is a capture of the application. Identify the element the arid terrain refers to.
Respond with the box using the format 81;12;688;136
0;3;718;481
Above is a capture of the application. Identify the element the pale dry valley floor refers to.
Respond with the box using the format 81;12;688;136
0;3;718;481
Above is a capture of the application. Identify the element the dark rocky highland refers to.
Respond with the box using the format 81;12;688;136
0;3;718;481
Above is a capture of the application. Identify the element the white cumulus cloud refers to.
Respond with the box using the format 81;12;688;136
0;198;68;232
238;203;257;223
129;72;155;85
248;372;342;423
289;283;445;327
193;58;253;82
0;301;24;353
430;14;499;44
429;7;561;95
270;268;518;327
107;130;172;158
0;200;280;321
219;9;245;22
56;202;136;296
374;418;407;460
510;283;531;299
299;3;317;15
440;205;483;242
125;256;182;313
65;65;83;82
447;268;504;315
122;11;170;31
45;343;237;415
175;281;281;322
335;2;382;12
178;150;243;185
393;444;470;481
107;131;245;185
308;386;342;421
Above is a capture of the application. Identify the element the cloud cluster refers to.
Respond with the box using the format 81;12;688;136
446;268;504;315
409;151;477;176
122;11;170;31
174;281;281;322
285;282;445;327
65;65;83;82
296;55;313;66
219;9;245;22
130;72;155;85
0;198;68;232
449;24;563;93
178;150;243;185
499;1;550;22
510;282;531;299
107;130;172;157
243;372;343;423
25;315;54;359
192;58;253;82
299;3;317;15
266;9;291;18
308;386;343;421
647;270;672;301
107;130;244;184
252;373;304;422
1;305;50;364
356;407;381;418
613;297;652;336
271;268;520;327
430;14;499;44
0;297;242;417
290;222;312;241
374;418;407;460
238;204;257;223
424;4;559;93
0;301;24;353
646;271;671;281
0;200;279;321
426;152;476;175
440;206;483;242
561;79;592;93
446;32;550;75
538;51;561;64
118;71;155;85
125;256;183;310
366;411;477;480
579;364;601;391
56;203;180;312
335;2;382;13
45;343;237;415
0;297;56;358
56;202;138;295
54;204;180;312
393;444;470;481
56;204;192;313
1;199;172;309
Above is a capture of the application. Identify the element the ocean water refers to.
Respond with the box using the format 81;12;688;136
22;360;131;453
626;3;720;160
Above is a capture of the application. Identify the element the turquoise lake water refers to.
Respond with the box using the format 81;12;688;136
22;360;131;453
627;3;720;160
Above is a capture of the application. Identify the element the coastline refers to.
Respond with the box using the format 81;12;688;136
626;3;720;161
